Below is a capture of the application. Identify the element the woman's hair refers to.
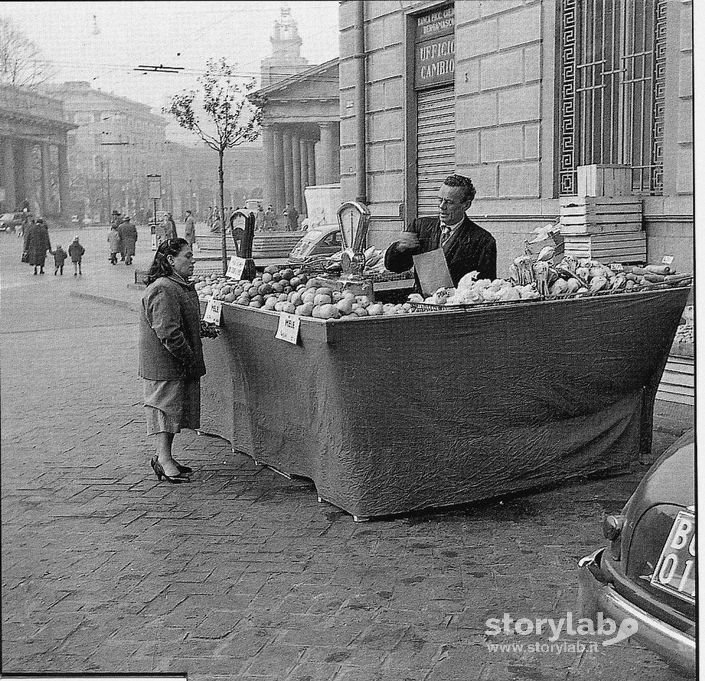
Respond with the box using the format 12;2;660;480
144;238;189;285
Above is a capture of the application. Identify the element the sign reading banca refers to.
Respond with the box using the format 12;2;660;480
415;4;455;90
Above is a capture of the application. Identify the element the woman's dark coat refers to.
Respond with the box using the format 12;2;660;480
23;222;52;267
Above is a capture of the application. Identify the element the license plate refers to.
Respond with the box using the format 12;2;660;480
650;510;696;604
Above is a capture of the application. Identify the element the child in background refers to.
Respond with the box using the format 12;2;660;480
68;235;85;276
52;244;68;275
108;225;121;265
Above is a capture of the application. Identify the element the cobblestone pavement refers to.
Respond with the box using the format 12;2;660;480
0;225;694;680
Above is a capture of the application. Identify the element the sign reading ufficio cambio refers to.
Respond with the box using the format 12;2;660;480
414;4;455;90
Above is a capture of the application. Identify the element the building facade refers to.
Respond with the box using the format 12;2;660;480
42;81;170;223
41;81;264;224
337;0;693;277
0;85;76;218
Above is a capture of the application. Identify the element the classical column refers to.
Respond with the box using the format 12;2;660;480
319;122;334;185
58;144;69;217
291;131;302;214
282;128;293;209
299;138;309;214
40;143;51;215
23;140;34;211
332;123;341;183
1;137;16;212
306;141;315;187
262;124;276;211
273;127;284;214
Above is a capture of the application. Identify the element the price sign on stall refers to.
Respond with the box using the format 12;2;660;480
226;255;246;280
203;298;223;326
662;255;674;266
275;312;300;345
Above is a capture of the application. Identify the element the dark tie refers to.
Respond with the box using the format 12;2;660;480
440;224;451;247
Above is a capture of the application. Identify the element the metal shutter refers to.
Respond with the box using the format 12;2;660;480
416;86;455;216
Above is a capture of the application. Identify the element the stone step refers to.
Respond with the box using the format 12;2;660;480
195;232;305;258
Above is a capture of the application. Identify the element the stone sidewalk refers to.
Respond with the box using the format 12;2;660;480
0;227;693;680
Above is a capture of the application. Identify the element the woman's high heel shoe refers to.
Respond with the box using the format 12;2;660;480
175;462;193;474
151;456;189;483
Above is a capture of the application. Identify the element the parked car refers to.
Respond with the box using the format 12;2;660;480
577;429;695;675
0;212;30;233
288;224;343;262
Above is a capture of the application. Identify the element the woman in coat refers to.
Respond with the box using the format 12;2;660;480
139;238;216;482
23;218;52;275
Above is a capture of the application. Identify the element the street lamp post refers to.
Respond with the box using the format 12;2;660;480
147;174;161;250
105;158;111;221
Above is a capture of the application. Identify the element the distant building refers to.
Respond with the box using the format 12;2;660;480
41;81;264;223
253;4;339;217
253;59;339;217
166;144;264;221
0;84;76;218
42;81;169;223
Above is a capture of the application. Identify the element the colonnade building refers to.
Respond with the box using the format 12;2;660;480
256;59;340;216
0;85;76;219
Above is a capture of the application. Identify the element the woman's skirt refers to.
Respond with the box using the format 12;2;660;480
143;378;200;435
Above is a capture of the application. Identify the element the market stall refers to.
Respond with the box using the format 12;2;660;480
199;285;689;520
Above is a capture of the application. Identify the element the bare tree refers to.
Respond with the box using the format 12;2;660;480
0;17;55;87
164;58;263;274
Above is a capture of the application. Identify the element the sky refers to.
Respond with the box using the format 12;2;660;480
2;1;340;143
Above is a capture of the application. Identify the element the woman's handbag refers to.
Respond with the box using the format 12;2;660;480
21;251;29;263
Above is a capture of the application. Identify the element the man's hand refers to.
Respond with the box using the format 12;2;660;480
394;231;420;252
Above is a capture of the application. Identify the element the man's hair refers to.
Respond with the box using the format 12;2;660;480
443;174;476;204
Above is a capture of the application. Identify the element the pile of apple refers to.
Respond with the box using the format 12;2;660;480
194;266;414;319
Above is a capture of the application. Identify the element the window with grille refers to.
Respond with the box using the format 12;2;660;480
558;0;666;195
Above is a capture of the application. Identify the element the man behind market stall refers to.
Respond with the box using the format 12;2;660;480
384;174;496;287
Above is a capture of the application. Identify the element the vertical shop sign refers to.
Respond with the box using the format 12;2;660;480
415;5;455;90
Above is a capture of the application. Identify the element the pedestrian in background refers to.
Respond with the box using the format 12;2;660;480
184;209;196;246
254;204;265;231
164;212;177;240
139;238;214;483
68;235;85;276
23;217;52;275
118;216;138;265
283;203;299;232
264;205;277;231
52;244;68;275
108;225;121;265
111;211;125;261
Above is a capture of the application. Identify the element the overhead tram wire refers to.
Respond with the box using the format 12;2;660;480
134;64;185;74
30;58;339;83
